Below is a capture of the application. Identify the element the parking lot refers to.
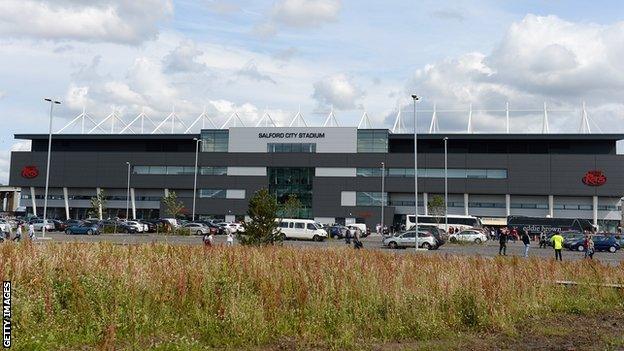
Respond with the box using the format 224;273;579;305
36;232;624;265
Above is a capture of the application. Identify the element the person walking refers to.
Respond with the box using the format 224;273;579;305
585;235;595;260
28;223;35;241
15;224;22;242
345;227;352;245
539;231;547;248
550;231;564;261
353;228;363;249
499;229;508;256
521;230;531;258
226;231;234;246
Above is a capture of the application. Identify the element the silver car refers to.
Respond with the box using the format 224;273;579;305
183;223;210;235
383;230;438;250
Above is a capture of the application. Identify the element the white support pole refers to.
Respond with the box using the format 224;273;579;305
412;95;420;251
30;187;37;217
505;101;510;134
467;103;473;133
548;195;554;218
423;192;428;216
463;193;469;216
96;187;103;220
63;187;70;220
131;188;137;220
505;194;511;217
542;102;550;134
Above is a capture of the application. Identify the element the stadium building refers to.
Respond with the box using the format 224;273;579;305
7;125;624;231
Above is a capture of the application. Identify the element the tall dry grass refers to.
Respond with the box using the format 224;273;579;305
0;242;623;350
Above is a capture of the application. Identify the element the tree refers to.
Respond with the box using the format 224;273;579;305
428;195;446;224
238;188;282;246
88;189;107;219
282;194;302;218
162;191;185;219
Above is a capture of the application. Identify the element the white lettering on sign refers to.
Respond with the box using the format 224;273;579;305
258;132;325;139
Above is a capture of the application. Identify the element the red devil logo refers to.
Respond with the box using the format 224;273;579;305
21;165;39;179
582;170;606;186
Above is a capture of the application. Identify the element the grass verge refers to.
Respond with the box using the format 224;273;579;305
1;242;622;350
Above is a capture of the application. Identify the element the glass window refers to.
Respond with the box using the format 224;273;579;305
149;166;166;175
388;168;406;177
356;192;387;206
579;204;593;210
487;169;507;179
201;130;229;152
167;166;185;175
295;223;305;229
133;166;150;174
200;166;227;175
267;143;316;153
447;169;467;178
199;189;226;198
306;223;316;230
357;130;388;153
466;169;487;179
425;168;444;178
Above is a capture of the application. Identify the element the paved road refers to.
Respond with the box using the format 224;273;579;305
34;232;624;264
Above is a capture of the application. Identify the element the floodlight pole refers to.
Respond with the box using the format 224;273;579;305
444;137;449;234
380;162;385;236
412;94;420;251
42;98;61;239
192;138;201;221
125;162;131;219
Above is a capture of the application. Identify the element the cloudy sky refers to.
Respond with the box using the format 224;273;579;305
2;0;624;183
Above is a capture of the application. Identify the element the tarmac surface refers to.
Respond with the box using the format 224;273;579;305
34;232;624;265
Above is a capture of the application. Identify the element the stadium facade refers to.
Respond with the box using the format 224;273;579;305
7;127;624;230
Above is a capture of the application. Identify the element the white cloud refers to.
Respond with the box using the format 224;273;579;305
255;0;341;37
237;60;277;84
404;14;624;132
313;74;363;110
162;40;207;74
0;91;5;99
0;0;173;44
272;0;341;28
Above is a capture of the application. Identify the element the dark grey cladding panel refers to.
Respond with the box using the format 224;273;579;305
310;154;351;167
507;154;550;194
595;155;624;196
465;154;508;168
549;154;595;196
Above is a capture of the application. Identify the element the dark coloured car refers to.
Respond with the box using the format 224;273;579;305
563;233;585;249
50;219;67;232
328;225;349;239
569;235;620;253
65;223;100;235
137;220;157;233
117;222;140;234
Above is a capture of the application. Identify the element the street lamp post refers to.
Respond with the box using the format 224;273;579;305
192;138;201;221
380;162;385;235
42;98;61;239
125;162;131;219
412;94;420;251
444;137;449;234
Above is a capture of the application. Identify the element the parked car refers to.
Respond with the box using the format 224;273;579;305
563;233;586;249
64;219;83;227
275;219;327;241
138;220;157;233
569;235;620;253
417;224;447;247
347;223;369;237
183;223;211;235
65;223;100;235
117;222;140;234
217;222;244;234
328;225;349;239
124;221;146;233
449;229;488;244
383;230;438;250
30;219;54;231
0;219;10;233
195;221;222;234
49;219;68;232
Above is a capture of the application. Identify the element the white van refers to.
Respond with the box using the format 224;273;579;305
276;219;327;241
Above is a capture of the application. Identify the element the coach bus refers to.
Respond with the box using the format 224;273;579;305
506;216;595;234
406;214;482;232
